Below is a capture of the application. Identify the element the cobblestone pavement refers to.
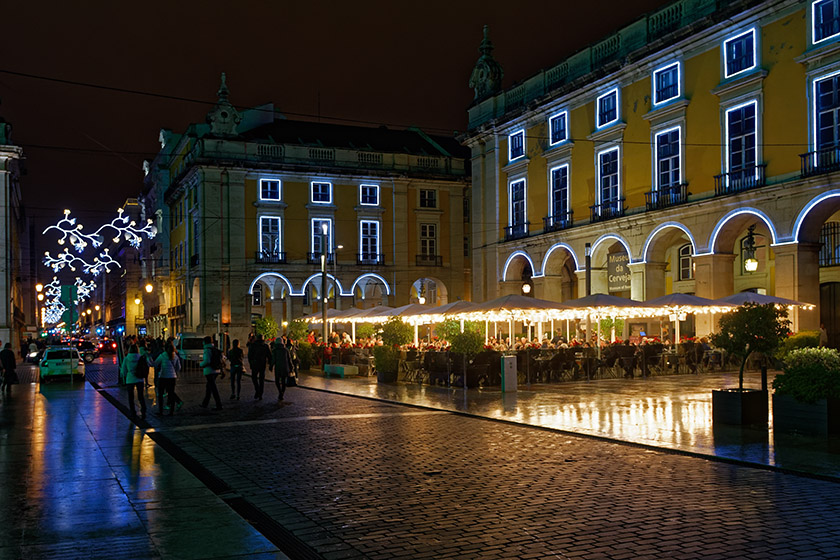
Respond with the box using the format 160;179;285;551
87;362;840;560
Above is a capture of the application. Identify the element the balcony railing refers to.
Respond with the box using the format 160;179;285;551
504;222;530;241
543;211;573;233
307;252;334;265
415;254;443;267
645;183;689;211
357;253;384;265
714;164;766;196
589;199;625;222
189;254;199;267
800;148;840;178
255;251;286;264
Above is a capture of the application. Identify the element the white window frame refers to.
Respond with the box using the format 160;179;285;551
812;69;840;154
596;146;621;207
548;163;570;220
310;218;333;254
548;111;568;145
259;178;281;201
359;184;380;206
596;88;620;129
359;220;381;259
813;0;840;45
259;215;282;255
508;129;526;161
310;181;332;204
508;178;527;228
654;125;682;190
652;62;681;106
724;99;759;177
723;28;757;79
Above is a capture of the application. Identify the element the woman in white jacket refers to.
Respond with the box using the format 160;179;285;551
154;342;182;415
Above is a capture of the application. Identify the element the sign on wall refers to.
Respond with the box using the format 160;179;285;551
607;252;631;292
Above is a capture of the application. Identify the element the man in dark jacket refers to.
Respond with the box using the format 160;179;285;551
248;334;272;400
270;337;292;402
0;342;17;392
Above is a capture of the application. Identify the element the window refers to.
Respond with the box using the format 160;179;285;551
464;236;470;257
509;129;525;160
259;216;281;256
655;127;681;190
597;89;619;128
420;223;437;256
723;29;756;78
311;218;332;254
359;220;380;261
815;73;840;152
509;179;527;230
360;184;379;206
653;63;680;105
419;189;437;208
260;179;281;201
549;112;568;145
814;0;840;43
550;164;569;220
598;148;620;210
678;244;693;281
311;182;332;204
252;284;263;307
726;101;757;180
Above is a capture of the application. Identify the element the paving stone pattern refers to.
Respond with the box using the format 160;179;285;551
138;383;840;560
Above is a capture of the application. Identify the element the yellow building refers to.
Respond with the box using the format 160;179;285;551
141;75;470;343
464;0;840;343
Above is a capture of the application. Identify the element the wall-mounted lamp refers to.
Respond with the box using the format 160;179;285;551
744;224;758;273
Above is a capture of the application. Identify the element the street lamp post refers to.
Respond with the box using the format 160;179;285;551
320;223;328;343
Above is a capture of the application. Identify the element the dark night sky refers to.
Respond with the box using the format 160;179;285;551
3;0;669;233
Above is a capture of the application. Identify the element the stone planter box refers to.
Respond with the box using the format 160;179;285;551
376;369;398;383
772;394;840;436
712;389;768;426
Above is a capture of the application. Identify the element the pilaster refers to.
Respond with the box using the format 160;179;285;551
773;243;821;332
694;253;736;336
629;262;667;301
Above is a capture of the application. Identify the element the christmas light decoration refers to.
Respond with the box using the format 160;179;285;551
73;277;97;304
44;248;121;275
43;207;157;252
42;209;102;253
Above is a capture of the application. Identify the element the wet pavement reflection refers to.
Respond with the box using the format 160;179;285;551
299;369;840;479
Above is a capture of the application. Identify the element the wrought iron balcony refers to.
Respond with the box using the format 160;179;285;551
645;183;689;211
504;222;530;241
542;211;573;233
800;148;840;178
714;164;766;196
415;254;443;267
589;199;625;223
357;253;384;265
255;251;286;264
307;252;334;265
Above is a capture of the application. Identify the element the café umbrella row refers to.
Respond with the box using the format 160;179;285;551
302;292;814;344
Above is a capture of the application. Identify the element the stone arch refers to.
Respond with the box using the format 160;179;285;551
300;273;344;299
589;234;632;296
502;250;536;282
590;233;633;263
539;243;578;301
411;276;449;306
248;272;293;299
793;189;840;244
708;208;779;254
539;243;581;274
351;273;391;307
642;221;698;263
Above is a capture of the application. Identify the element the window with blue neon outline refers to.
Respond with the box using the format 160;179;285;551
653;63;680;105
550;165;569;221
360;184;379;206
549;112;567;145
311;219;331;254
597;90;618;128
816;73;840;151
727;102;757;178
815;0;840;43
259;216;281;255
260;179;280;201
655;128;681;190
311;182;332;204
724;30;756;78
509;179;526;228
360;220;380;260
598;149;619;209
509;130;525;160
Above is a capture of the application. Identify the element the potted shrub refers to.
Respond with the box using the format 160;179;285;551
772;347;840;436
449;325;485;388
709;303;790;426
374;317;413;383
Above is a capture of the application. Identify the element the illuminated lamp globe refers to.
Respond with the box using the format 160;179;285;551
134;297;141;305
744;257;758;273
35;283;43;293
95;305;100;311
145;283;154;293
37;294;44;301
418;295;426;305
521;283;532;295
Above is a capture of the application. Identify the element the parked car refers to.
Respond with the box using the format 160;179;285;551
38;346;85;382
176;333;206;364
97;339;118;354
26;347;45;364
76;340;100;363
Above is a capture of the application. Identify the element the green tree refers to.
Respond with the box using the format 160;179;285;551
436;319;484;342
450;329;484;360
710;303;790;390
286;319;308;342
379;317;413;347
356;323;375;340
254;316;279;340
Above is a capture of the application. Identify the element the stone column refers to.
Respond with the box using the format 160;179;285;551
534;275;564;301
628;262;667;301
694;253;735;336
499;280;522;297
774;243;821;332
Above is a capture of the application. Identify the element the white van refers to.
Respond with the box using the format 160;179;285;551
176;333;206;364
38;346;85;382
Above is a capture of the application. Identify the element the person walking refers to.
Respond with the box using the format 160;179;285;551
227;339;244;400
248;334;271;400
0;342;18;393
199;336;223;410
270;337;292;402
121;344;147;419
154;342;182;415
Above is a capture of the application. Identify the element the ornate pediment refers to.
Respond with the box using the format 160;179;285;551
206;72;242;137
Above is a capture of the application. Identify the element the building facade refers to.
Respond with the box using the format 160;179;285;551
464;0;840;343
142;76;470;344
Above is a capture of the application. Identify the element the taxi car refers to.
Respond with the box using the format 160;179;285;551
38;346;86;382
